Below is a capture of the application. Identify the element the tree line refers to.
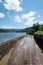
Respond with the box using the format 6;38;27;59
26;23;43;35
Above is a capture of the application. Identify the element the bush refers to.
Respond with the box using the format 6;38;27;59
34;31;43;36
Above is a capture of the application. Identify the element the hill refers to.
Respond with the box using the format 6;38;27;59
0;28;23;32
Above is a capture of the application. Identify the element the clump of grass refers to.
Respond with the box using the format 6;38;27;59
41;50;43;53
34;31;43;36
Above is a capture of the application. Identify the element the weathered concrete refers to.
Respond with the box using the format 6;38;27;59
7;35;43;65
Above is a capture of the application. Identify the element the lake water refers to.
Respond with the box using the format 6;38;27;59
0;32;26;42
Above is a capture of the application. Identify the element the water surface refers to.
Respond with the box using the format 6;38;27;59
0;32;26;42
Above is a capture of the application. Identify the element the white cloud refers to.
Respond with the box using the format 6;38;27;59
25;20;43;27
13;11;36;23
4;0;23;12
21;11;36;26
0;13;5;18
8;11;42;27
22;11;42;26
25;17;35;26
22;11;36;19
13;15;22;23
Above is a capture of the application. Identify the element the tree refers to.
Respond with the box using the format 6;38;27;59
32;23;40;32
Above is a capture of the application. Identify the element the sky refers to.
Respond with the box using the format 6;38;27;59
0;0;43;29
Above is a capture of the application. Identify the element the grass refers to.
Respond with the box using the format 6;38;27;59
34;31;43;36
41;50;43;53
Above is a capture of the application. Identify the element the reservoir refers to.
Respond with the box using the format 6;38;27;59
0;32;26;42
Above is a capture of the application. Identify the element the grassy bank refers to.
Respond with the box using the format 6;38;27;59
34;31;43;36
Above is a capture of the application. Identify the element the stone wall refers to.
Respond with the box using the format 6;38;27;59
34;35;43;50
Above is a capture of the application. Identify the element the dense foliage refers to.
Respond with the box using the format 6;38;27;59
26;23;43;35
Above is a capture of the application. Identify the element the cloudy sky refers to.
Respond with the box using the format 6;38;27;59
0;0;43;29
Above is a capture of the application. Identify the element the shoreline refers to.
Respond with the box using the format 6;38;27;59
0;35;25;46
0;35;25;60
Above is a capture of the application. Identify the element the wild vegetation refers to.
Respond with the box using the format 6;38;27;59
26;23;43;35
34;31;43;36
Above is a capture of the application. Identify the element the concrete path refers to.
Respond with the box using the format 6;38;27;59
7;35;43;65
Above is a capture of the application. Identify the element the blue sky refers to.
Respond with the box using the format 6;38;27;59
0;0;43;29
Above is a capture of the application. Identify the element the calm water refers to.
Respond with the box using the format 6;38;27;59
0;32;26;42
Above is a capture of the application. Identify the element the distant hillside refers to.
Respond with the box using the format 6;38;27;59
0;24;43;33
0;29;23;32
21;27;32;32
